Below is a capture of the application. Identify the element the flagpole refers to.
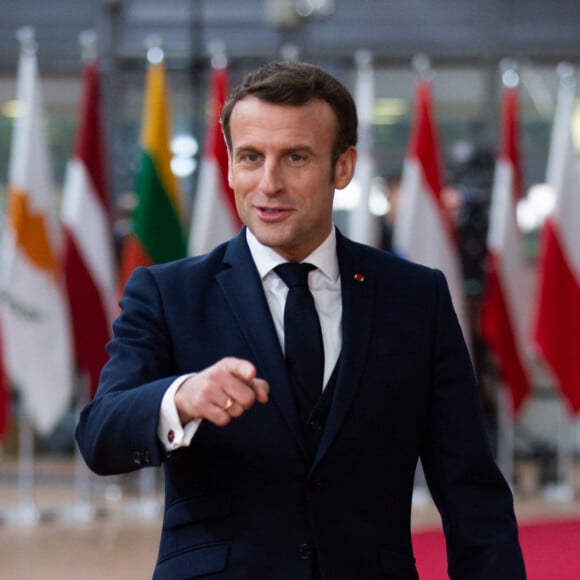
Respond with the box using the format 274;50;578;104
121;467;161;519
412;52;434;82
79;28;98;63
0;403;40;525
71;373;95;518
55;29;101;522
16;405;40;523
138;467;161;518
492;59;522;488
120;35;170;521
0;27;40;526
348;49;378;246
496;382;514;487
407;54;436;504
136;33;163;520
543;398;574;501
555;403;574;495
57;371;96;521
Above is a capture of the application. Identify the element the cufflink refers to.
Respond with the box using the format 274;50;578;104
167;429;175;444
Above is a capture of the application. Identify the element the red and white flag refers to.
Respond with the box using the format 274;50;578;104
0;28;73;434
61;38;117;399
188;61;241;255
481;84;532;414
393;78;470;343
533;71;580;414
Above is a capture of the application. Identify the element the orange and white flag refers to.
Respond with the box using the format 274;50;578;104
0;28;73;434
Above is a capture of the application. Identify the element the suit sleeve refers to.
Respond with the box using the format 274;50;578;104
75;266;181;476
420;270;526;580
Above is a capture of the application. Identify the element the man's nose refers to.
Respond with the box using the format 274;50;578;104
259;160;283;196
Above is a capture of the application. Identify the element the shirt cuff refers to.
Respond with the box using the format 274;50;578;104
158;374;202;451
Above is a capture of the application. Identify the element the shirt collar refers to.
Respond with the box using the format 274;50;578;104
245;227;339;283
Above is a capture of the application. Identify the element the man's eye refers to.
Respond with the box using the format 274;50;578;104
241;153;260;163
289;154;305;163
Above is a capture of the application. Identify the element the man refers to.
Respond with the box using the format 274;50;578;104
76;62;525;579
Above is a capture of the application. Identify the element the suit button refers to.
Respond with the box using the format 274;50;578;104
310;475;322;489
132;450;151;466
298;543;313;560
309;418;322;433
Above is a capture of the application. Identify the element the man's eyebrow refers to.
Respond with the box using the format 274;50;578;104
280;144;316;155
233;144;316;156
234;143;258;151
233;145;260;155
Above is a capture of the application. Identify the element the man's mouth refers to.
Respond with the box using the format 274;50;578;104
255;206;292;221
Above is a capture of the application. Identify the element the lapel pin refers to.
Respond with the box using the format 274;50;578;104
354;273;365;282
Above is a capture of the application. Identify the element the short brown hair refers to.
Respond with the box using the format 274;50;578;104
220;61;358;165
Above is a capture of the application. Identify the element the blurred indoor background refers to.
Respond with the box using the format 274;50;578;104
0;1;579;578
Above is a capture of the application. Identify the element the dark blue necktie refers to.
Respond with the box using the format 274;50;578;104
275;262;324;411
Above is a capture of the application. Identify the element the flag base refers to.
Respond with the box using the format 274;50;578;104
542;482;575;502
0;501;41;525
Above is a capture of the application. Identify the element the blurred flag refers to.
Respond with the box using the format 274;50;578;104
188;59;240;255
0;28;73;434
533;68;580;414
481;82;532;414
393;76;470;343
119;51;186;285
348;50;379;246
61;34;117;399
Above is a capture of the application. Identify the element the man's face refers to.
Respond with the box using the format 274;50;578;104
227;96;356;262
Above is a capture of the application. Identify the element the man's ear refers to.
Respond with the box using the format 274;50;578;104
334;147;357;190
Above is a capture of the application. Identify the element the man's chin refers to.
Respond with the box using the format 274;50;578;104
250;224;290;248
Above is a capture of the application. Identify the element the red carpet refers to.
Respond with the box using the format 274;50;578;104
412;519;580;579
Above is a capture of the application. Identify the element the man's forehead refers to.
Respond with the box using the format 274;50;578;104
229;96;338;141
231;95;334;119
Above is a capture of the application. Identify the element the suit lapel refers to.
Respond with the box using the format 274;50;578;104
313;232;376;468
217;231;306;456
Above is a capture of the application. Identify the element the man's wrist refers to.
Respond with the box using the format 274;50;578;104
158;374;200;450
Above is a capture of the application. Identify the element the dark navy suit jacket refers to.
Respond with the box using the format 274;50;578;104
76;228;526;579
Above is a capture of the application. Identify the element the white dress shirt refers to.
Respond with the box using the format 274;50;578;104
157;227;342;450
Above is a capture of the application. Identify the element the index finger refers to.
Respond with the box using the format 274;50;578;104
222;358;268;403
